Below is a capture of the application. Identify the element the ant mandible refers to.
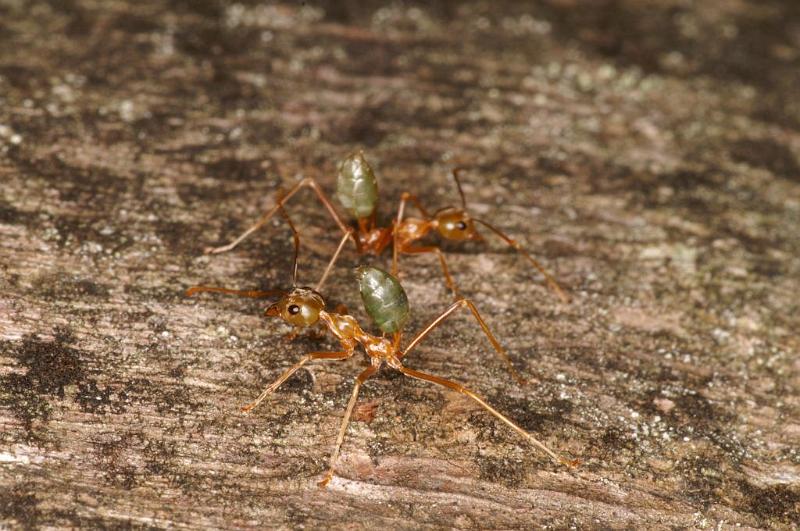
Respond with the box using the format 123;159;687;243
203;152;570;303
188;209;578;488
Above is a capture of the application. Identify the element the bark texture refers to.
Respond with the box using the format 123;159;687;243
1;0;800;528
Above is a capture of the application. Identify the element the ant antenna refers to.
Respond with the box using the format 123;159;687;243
275;199;352;293
277;205;300;287
473;218;570;304
451;168;468;210
185;286;285;298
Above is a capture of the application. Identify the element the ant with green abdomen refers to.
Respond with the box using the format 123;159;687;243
187;209;579;488
203;151;570;303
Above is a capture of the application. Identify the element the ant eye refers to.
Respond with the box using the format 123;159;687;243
456;221;467;231
288;304;301;315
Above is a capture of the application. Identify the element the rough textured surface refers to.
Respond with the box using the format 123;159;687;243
1;0;800;528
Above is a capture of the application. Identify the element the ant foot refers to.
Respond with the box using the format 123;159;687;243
560;457;581;468
317;471;334;488
513;374;529;387
203;244;230;255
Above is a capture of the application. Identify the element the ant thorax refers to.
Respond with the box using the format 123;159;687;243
394;217;433;246
320;311;395;362
320;312;360;341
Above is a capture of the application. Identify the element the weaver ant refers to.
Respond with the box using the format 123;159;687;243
188;210;578;488
204;152;569;302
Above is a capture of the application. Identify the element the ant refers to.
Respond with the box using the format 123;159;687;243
188;209;578;488
203;151;570;303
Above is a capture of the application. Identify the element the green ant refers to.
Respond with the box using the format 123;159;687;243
203;152;569;302
188;208;578;488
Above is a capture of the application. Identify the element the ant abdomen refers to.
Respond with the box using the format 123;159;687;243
355;266;409;334
336;151;379;220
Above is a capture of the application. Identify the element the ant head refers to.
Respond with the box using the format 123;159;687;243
266;287;325;327
434;208;482;242
432;167;483;242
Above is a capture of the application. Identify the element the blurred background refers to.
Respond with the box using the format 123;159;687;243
1;1;799;528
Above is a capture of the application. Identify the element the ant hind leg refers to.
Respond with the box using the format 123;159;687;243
395;363;578;468
205;177;356;255
400;298;526;386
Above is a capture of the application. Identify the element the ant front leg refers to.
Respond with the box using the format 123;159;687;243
205;177;357;255
401;298;526;386
241;349;353;413
391;192;433;276
394;363;579;468
396;192;431;221
318;364;379;488
400;245;460;298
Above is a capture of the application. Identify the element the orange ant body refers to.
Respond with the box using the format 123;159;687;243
188;208;578;488
204;152;569;302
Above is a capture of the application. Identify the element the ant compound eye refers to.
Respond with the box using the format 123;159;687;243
288;304;301;315
456;221;467;231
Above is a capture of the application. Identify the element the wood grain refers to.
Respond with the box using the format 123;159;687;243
1;1;799;528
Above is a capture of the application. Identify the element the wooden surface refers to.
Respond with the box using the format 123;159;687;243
1;0;800;528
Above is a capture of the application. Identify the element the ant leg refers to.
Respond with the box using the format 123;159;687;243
395;363;578;468
318;365;379;488
473;219;570;304
392;331;402;351
397;192;431;220
280;203;350;292
391;231;399;277
401;298;526;386
315;228;354;292
392;192;432;276
241;350;354;413
205;177;357;255
401;245;460;298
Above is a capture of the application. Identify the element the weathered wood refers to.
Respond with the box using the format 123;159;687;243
2;0;799;528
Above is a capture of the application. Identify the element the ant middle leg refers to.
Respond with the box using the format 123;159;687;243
395;364;578;467
205;177;356;255
241;350;354;413
318;365;379;488
400;298;526;386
